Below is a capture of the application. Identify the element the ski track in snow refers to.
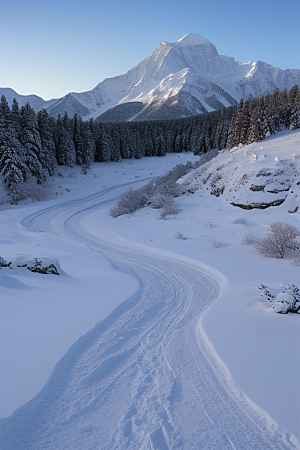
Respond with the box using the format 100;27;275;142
1;179;298;450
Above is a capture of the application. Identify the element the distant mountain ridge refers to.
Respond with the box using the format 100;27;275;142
1;33;300;122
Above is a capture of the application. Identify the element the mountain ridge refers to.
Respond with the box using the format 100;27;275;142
1;33;300;122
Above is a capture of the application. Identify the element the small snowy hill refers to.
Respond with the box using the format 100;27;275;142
1;33;300;121
180;130;300;214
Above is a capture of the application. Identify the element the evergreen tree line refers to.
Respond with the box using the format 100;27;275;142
0;85;299;202
228;85;300;148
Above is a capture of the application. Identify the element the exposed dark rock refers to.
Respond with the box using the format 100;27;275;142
256;169;272;177
26;259;60;275
231;198;286;210
288;206;299;214
250;184;265;192
211;186;225;197
266;187;290;194
0;257;12;268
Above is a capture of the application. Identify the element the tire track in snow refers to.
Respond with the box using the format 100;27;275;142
1;183;299;450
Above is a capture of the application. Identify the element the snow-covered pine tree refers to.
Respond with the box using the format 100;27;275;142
95;131;112;162
110;128;122;161
144;124;154;157
0;95;29;202
19;102;45;183
73;113;85;165
228;99;244;148
247;98;266;144
37;109;57;176
289;85;300;129
55;113;76;166
11;98;22;136
62;112;76;166
155;135;166;157
81;121;96;167
174;134;183;153
165;127;176;154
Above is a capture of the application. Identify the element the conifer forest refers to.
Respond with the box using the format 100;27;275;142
0;85;299;203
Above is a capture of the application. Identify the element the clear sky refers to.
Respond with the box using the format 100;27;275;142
1;0;299;100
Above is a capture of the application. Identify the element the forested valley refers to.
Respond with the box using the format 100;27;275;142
0;85;299;203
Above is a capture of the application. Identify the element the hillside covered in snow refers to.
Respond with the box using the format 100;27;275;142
180;131;300;213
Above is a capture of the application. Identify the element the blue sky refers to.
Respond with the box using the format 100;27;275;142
1;0;299;100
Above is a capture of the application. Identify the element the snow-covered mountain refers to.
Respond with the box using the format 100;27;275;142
1;33;300;121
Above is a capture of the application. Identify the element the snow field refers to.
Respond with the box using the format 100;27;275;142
0;137;299;448
0;153;198;419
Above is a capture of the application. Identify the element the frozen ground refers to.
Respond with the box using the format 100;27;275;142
0;133;299;449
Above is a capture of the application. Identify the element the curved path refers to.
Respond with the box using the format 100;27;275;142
1;181;298;450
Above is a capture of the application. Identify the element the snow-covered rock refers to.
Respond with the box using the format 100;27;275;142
181;130;300;213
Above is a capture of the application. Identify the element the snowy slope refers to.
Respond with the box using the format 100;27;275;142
0;133;299;449
180;130;300;213
1;33;300;121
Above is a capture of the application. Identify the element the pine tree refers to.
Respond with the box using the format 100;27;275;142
110;127;122;161
247;99;265;144
0;95;28;201
37;109;57;175
11;98;21;135
81;121;96;167
55;113;76;166
73;113;85;165
228;99;245;148
19;102;45;183
289;85;300;129
155;135;166;156
175;134;183;153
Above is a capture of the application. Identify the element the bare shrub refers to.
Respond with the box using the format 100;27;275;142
1;175;51;205
210;238;221;248
148;195;167;210
110;161;193;218
255;222;300;258
241;234;258;245
206;219;216;228
110;188;147;218
158;198;179;220
174;231;187;240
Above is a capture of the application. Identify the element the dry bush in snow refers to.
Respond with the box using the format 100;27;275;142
110;188;148;217
241;234;258;246
158;197;179;220
174;231;187;240
110;162;194;218
255;222;300;258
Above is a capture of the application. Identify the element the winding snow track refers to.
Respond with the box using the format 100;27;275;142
1;182;298;450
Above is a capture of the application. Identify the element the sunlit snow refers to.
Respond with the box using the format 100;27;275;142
0;132;299;449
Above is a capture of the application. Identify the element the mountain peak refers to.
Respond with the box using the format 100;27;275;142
176;33;212;46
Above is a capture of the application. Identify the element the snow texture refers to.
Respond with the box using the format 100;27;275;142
0;136;299;449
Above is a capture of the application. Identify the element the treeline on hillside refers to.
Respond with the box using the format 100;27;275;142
0;85;299;203
0;94;234;202
229;85;300;148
